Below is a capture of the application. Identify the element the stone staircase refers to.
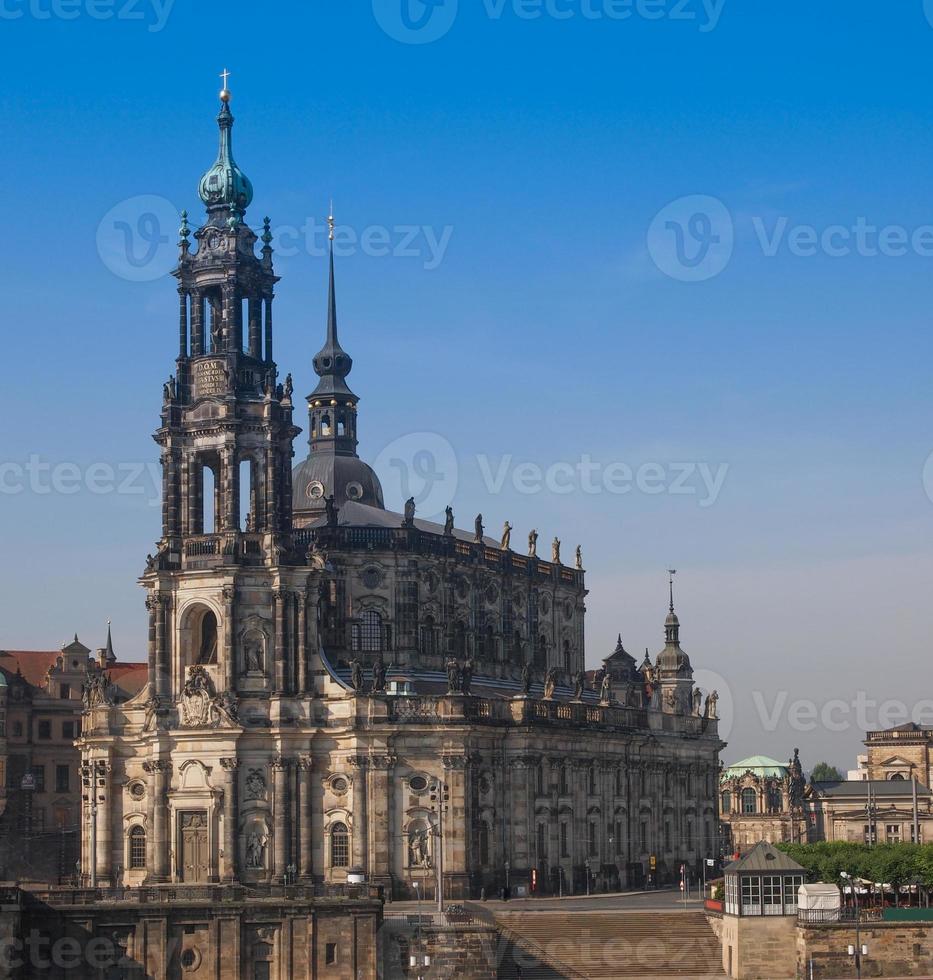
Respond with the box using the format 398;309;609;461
490;910;726;979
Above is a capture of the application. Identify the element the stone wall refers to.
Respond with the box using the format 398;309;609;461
380;918;499;979
711;914;796;979
797;920;933;979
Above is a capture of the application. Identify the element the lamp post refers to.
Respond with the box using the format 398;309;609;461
585;858;591;896
841;872;866;979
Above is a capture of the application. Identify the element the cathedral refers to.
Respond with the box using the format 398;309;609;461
75;83;723;924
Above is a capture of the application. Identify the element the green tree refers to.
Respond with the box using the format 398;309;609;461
810;762;844;782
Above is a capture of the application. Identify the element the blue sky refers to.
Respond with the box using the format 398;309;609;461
2;0;933;770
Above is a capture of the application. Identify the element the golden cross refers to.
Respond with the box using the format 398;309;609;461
220;68;231;90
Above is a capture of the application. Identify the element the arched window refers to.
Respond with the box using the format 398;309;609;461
721;790;732;814
128;826;146;869
741;788;757;814
534;635;547;668
420;616;438;657
198;610;218;665
536;823;547;861
589;766;598;796
890;772;906;781
352;611;383;653
330;822;349;868
563;639;571;672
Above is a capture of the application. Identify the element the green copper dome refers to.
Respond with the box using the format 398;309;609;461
198;99;253;218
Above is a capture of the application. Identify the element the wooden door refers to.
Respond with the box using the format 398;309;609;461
181;811;209;882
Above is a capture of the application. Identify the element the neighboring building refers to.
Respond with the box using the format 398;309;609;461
847;754;868;781
0;632;144;881
75;82;725;948
806;779;933;844
864;722;933;784
719;752;807;853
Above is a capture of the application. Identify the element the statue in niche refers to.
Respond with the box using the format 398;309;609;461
403;497;416;527
246;831;268;870
573;670;585;700
461;658;474;696
528;529;538;558
408;827;431;868
501;522;512;551
600;672;612;704
245;769;266;801
443;506;454;536
692;686;703;717
350;657;364;693
544;667;558;701
520;662;532;697
372;654;387;693
446;658;461;694
244;640;264;675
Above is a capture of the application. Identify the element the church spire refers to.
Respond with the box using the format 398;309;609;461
198;70;254;225
665;569;680;644
307;205;359;456
104;620;116;665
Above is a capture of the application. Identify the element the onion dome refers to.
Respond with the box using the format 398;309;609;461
198;88;253;220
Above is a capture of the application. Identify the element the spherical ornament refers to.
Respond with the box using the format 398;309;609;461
220;88;231;102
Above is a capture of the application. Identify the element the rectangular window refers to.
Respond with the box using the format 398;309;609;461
664;821;671;852
588;822;598;857
325;943;337;966
62;721;75;740
615;821;623;855
640;820;648;850
537;823;547;861
560;822;569;858
37;720;52;740
741;875;762;916
60;684;70;700
31;766;45;793
56;765;70;793
886;824;901;843
762;875;783;915
783;875;803;914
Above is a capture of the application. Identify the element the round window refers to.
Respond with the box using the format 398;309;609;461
128;782;146;801
331;776;348;794
306;480;325;500
409;775;428;793
346;481;363;501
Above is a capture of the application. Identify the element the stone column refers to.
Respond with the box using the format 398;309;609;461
350;756;368;872
152;593;169;698
178;289;188;358
273;590;287;693
265;447;279;536
443;755;468;898
146;594;157;688
264;296;273;364
93;760;112;883
248;296;261;358
223;586;236;694
297;757;313;879
296;592;308;694
273;756;289;881
190;290;203;355
512;755;532;869
148;761;171;881
221;447;237;533
220;759;239;882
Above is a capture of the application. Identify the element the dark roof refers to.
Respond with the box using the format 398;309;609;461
725;841;804;874
811;780;932;799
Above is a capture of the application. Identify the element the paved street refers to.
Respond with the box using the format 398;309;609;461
387;886;706;913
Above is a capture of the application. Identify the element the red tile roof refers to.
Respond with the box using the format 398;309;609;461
0;651;61;687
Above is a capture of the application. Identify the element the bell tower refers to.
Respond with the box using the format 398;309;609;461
143;79;309;708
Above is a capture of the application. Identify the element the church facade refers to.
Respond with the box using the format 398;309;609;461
76;87;724;917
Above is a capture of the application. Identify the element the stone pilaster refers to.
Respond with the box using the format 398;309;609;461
272;756;289;881
145;761;171;882
273;590;287;693
152;592;169;698
223;586;236;693
349;756;368;872
297;756;313;879
220;758;239;882
297;592;308;694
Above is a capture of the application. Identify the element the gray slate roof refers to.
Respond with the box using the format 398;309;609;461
811;779;932;799
724;841;804;875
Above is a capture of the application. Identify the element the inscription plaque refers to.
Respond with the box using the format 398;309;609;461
194;359;227;399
